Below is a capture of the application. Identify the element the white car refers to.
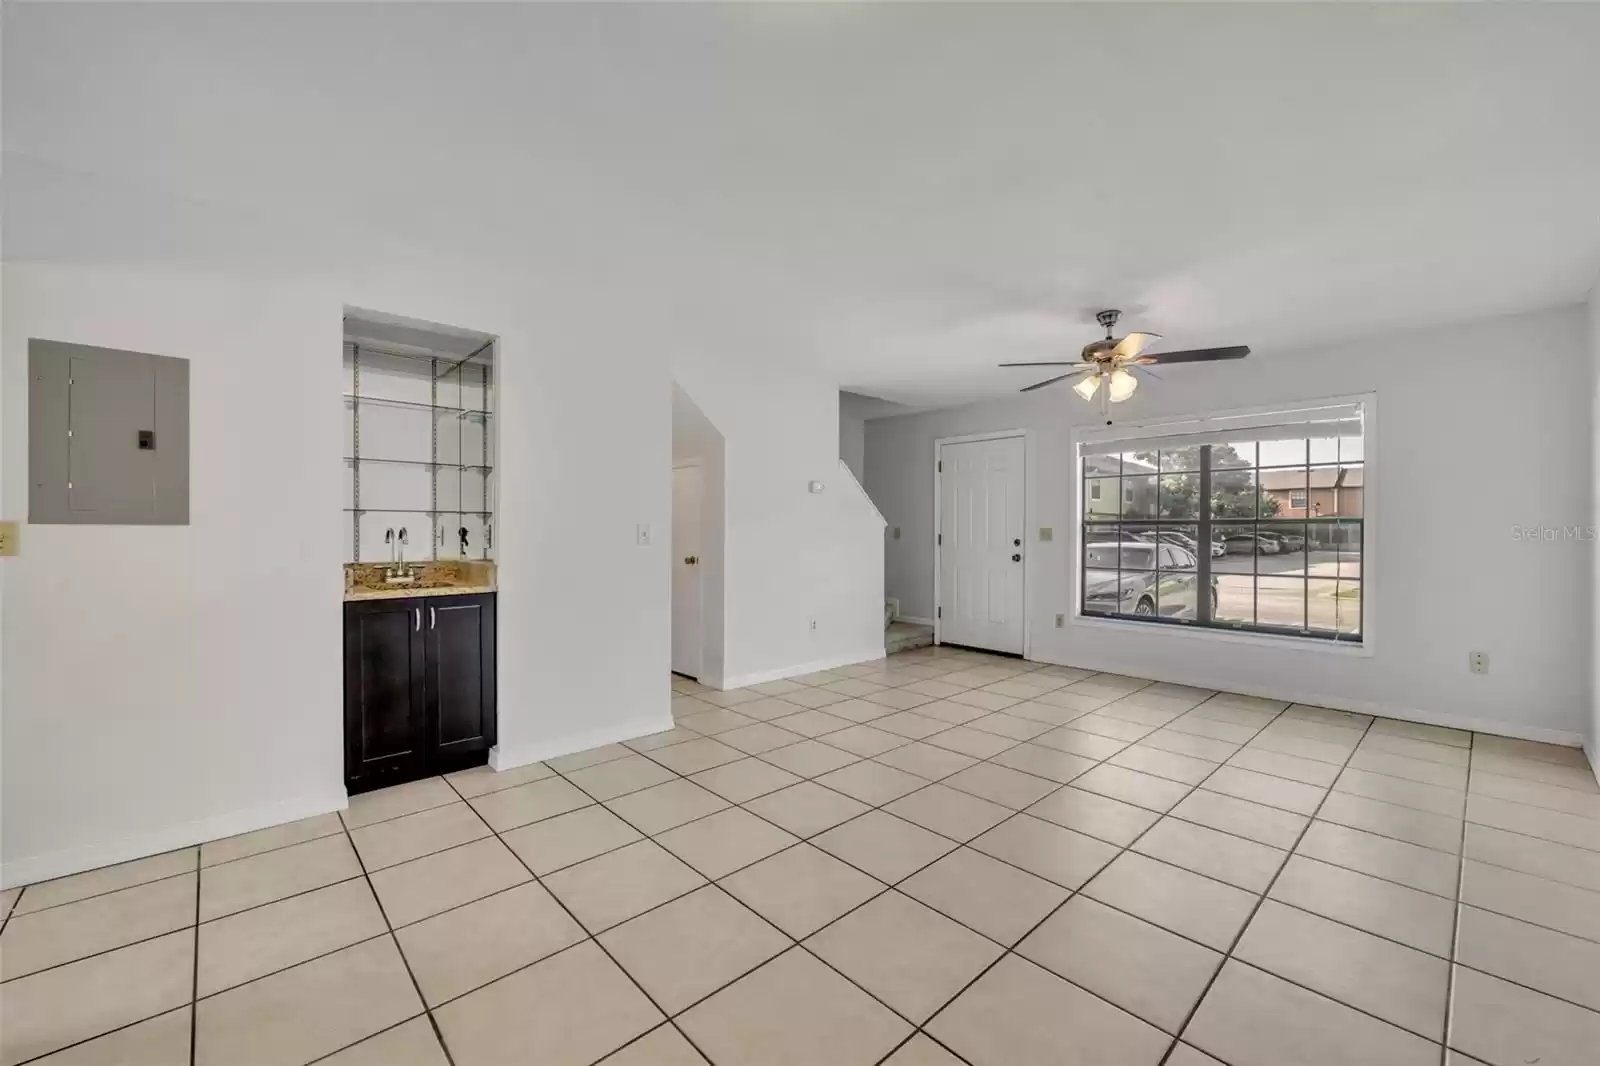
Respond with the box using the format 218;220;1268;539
1083;542;1217;619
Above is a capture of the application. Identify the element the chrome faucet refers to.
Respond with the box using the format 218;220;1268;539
382;527;416;584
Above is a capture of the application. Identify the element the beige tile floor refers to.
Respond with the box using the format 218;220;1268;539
4;647;1600;1066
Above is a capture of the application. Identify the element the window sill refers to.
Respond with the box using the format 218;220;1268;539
1068;613;1373;657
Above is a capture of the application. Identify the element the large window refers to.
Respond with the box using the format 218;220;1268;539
1079;403;1364;642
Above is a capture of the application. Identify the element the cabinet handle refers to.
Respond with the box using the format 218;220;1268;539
429;606;436;629
414;607;421;632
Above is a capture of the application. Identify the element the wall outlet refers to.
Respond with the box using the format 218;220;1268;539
635;523;652;547
809;618;817;632
1469;651;1489;675
1055;613;1065;629
892;526;901;540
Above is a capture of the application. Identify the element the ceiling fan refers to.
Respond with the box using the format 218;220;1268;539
999;309;1249;410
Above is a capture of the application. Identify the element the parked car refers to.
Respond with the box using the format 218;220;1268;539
1256;530;1305;553
1084;543;1218;619
1132;529;1200;554
1222;531;1286;557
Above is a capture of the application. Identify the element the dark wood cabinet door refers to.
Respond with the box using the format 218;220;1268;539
344;598;427;793
424;593;496;771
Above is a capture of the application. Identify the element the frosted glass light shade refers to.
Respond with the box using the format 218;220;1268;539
1108;368;1138;403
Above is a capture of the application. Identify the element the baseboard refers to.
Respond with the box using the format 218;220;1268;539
1587;739;1600;789
893;616;935;627
1;788;349;891
721;648;888;691
490;712;674;772
1026;650;1588;749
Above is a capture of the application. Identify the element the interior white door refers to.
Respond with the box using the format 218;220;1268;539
938;435;1026;654
672;464;703;677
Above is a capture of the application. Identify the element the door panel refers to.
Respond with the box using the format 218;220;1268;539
672;465;703;677
68;354;158;519
344;598;427;792
939;436;1025;654
426;594;496;765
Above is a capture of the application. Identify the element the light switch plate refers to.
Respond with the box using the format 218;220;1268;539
636;523;652;547
892;527;901;540
0;521;17;556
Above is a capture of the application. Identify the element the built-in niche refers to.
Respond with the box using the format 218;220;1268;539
342;309;496;563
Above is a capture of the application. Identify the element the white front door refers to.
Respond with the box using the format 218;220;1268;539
672;464;703;677
938;435;1025;654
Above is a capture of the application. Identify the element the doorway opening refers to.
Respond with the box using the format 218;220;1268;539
671;383;726;684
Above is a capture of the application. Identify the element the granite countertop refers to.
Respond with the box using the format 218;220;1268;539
344;560;496;602
345;582;496;602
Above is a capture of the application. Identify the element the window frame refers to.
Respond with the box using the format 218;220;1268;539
1069;393;1375;657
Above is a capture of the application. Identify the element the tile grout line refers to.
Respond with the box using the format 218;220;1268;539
902;692;1305;1066
1157;712;1381;1065
0;708;1496;932
437;770;725;1066
658;685;1600;1024
539;748;975;1058
1440;734;1476;1066
536;708;1250;1063
15;788;1588;1066
0;884;23;937
7;658;1591;1065
189;848;200;1066
334;806;460;1066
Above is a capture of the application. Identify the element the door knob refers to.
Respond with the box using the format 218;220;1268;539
684;555;698;565
1012;553;1022;562
1013;538;1021;547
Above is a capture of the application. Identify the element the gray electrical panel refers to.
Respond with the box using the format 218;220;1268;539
29;339;190;525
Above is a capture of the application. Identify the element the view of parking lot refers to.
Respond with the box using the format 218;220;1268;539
1081;420;1364;639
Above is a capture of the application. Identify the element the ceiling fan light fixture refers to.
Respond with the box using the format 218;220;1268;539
999;308;1248;397
1107;368;1138;403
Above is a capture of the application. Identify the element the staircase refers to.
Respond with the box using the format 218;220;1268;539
887;621;934;654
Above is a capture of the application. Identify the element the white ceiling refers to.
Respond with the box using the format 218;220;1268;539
6;4;1599;407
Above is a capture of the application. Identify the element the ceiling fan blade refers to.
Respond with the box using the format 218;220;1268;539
1128;363;1164;381
998;361;1088;368
1136;345;1250;365
1113;331;1162;359
1021;371;1088;393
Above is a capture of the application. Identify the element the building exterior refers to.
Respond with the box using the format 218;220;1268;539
1260;466;1363;518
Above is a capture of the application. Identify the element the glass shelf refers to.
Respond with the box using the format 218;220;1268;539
344;508;492;516
345;339;493;563
343;456;492;472
343;394;492;420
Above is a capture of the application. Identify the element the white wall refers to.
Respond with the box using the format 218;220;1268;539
676;372;884;686
839;391;868;483
867;305;1592;743
1590;284;1600;777
1;167;672;887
